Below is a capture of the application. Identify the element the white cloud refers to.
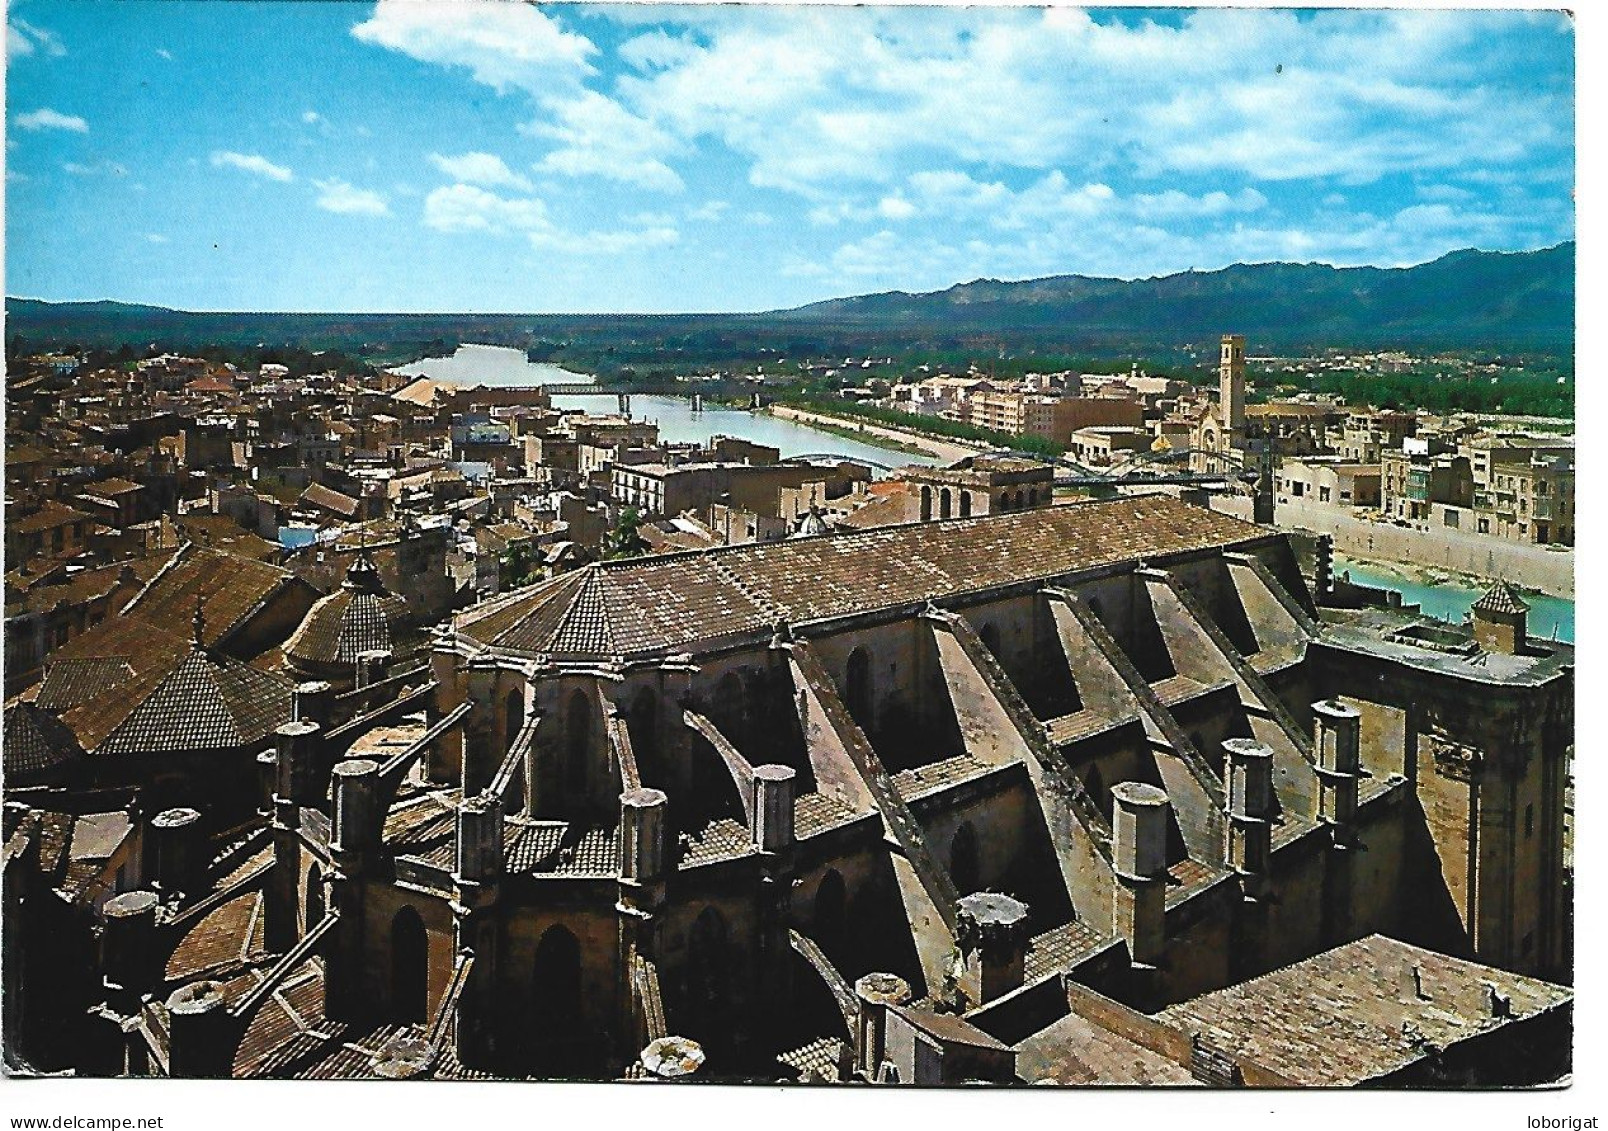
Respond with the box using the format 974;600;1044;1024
15;108;87;133
420;183;678;257
156;48;173;61
210;151;294;182
8;19;66;60
313;178;390;216
352;0;595;98
423;183;548;234
688;200;729;222
145;233;170;244
302;110;324;125
427;151;532;192
526;91;682;192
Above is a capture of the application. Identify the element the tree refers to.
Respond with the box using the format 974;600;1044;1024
601;507;649;561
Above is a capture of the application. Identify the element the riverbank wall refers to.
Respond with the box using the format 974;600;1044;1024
1205;496;1574;599
767;405;987;464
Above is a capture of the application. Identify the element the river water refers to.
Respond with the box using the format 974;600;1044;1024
1334;554;1574;644
394;344;937;470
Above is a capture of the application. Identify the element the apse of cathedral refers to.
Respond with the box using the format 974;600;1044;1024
4;497;1572;1085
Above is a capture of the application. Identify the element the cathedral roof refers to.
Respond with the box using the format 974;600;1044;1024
457;496;1267;660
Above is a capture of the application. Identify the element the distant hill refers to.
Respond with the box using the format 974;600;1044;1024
774;243;1574;351
4;242;1573;358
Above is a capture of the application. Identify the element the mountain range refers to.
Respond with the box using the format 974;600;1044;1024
5;242;1574;357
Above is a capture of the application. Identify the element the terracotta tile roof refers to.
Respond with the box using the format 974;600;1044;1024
165;890;266;982
794;791;865;838
1015;1010;1199;1085
1;701;85;776
43;614;293;756
35;657;137;712
678;817;753;868
284;584;410;666
1158;934;1572;1086
124;546;300;649
458;497;1264;659
96;649;294;756
299;482;362;518
10;501;94;534
777;1037;847;1082
1473;580;1530;616
1024;918;1109;981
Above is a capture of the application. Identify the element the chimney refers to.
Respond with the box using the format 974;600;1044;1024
274;720;324;809
355;649;391;690
148;806;204;897
1312;700;1362;841
1470;581;1529;656
618;788;668;884
100;890;162;1002
1223;738;1275;894
455;792;503;888
331;758;381;873
292;680;335;728
164;981;235;1077
1111;781;1170;966
750;764;796;853
854;972;912;1081
955;892;1031;1007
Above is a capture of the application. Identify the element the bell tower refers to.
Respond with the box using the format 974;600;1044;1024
1219;333;1246;442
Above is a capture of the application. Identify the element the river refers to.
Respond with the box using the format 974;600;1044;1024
1334;553;1574;644
393;344;938;471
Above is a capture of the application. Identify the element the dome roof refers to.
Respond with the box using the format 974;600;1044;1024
285;555;410;668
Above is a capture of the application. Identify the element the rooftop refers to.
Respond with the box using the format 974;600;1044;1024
457;497;1267;660
1158;934;1571;1086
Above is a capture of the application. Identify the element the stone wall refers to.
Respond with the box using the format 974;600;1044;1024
1207;496;1575;598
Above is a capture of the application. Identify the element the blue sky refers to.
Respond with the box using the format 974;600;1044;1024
4;2;1575;313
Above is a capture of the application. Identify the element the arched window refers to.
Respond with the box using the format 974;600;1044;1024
950;822;981;896
685;907;732;1037
997;493;1011;512
505;688;525;753
532;924;583;1034
939;488;953;520
959;490;972;518
920;485;933;522
565;689;590;794
1014;489;1026;509
305;866;325;931
813;870;847;961
390;906;429;1023
844;647;873;732
1028;487;1039;507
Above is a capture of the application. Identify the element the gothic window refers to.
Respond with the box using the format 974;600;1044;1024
845;647;873;732
959;491;972;518
940;488;953;520
305;866;324;931
532;924;583;1033
565;689;590;794
920;485;932;522
813;870;847;961
390;906;429;1023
